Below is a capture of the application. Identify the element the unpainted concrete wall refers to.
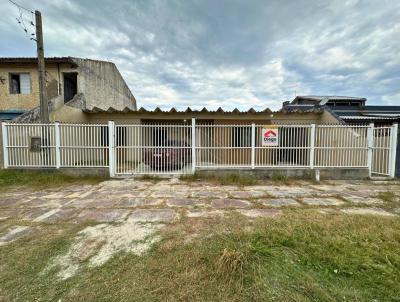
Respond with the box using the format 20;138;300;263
73;58;136;111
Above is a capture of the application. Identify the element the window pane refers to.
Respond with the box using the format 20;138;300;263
10;74;20;94
19;74;31;94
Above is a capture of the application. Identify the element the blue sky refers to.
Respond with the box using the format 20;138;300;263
1;0;399;110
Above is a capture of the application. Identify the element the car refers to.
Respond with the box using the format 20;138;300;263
143;140;191;170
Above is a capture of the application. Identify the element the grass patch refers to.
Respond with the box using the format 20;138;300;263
0;169;107;192
1;211;400;301
136;174;164;182
377;191;397;203
180;173;258;186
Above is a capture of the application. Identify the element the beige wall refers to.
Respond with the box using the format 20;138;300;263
0;62;77;112
50;105;89;123
320;110;342;124
86;111;322;124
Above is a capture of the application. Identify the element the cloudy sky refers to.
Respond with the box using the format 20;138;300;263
1;0;399;110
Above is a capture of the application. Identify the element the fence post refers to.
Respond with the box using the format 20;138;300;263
389;123;398;178
251;123;255;169
191;118;196;173
367;122;374;178
310;124;315;169
55;122;60;169
1;122;8;169
108;121;115;177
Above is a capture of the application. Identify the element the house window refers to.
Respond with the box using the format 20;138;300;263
9;73;31;94
232;126;251;147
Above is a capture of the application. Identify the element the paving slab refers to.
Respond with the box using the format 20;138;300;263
118;198;163;207
185;209;228;218
302;197;345;206
0;208;23;220
21;207;56;221
345;196;383;205
267;189;310;198
24;198;69;208
341;208;395;216
86;198;120;208
238;209;281;218
211;198;251;209
119;191;150;198
0;226;33;246
0;198;22;207
230;190;267;198
65;199;97;208
166;198;207;207
259;198;299;207
33;208;78;223
75;209;130;223
42;192;66;199
128;209;178;223
191;191;229;199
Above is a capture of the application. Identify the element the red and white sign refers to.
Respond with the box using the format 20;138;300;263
261;126;279;146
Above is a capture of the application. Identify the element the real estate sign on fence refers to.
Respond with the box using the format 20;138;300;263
261;126;279;147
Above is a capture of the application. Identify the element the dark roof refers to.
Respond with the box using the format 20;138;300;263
364;106;400;112
0;56;79;67
294;95;366;102
83;106;324;114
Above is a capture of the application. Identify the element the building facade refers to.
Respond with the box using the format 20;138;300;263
0;57;136;121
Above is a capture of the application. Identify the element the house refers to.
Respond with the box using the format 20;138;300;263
0;57;136;121
282;95;400;176
282;95;400;126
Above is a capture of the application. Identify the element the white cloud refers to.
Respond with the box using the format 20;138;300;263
1;0;399;109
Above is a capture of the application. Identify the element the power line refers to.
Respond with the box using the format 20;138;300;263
8;0;36;40
7;0;33;13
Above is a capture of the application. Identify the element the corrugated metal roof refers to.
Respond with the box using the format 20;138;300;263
83;106;324;114
340;116;399;120
295;95;366;101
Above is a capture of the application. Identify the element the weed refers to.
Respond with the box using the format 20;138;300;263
0;170;106;192
1;212;400;301
180;173;258;186
137;174;164;182
377;191;397;203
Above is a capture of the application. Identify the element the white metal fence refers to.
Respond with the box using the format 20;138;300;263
1;121;398;177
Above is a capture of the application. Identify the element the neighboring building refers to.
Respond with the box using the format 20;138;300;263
283;95;400;126
283;95;400;177
0;57;136;121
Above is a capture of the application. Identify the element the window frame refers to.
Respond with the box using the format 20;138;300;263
9;72;32;95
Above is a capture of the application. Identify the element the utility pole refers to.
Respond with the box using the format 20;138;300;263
35;10;49;123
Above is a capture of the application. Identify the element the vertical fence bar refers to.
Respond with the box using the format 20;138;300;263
367;123;374;177
251;123;255;169
389;123;398;178
192;118;196;173
310;124;315;169
55;122;60;169
2;122;9;168
108;121;115;177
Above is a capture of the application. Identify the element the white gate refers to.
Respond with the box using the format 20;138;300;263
113;123;193;176
371;124;398;176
